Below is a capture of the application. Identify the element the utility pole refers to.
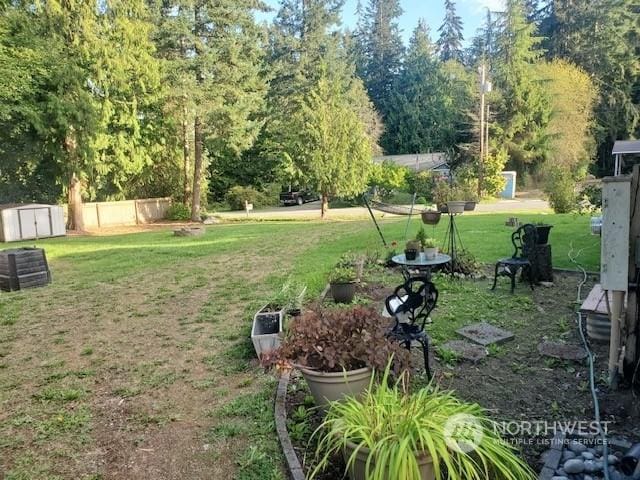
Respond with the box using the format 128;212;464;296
478;63;486;198
478;62;492;198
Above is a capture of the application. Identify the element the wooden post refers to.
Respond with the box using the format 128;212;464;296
624;165;640;379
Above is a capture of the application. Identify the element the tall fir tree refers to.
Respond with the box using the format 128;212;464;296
355;0;404;113
493;0;551;175
382;20;474;155
436;0;464;62
0;0;163;229
149;0;267;220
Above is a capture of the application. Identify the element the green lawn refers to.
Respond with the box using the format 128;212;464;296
0;214;599;479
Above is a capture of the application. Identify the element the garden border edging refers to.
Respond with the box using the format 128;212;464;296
275;369;305;480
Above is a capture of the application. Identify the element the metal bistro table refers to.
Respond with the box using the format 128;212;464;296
386;252;451;378
391;252;452;281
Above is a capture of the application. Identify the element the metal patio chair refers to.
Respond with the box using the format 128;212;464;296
491;223;537;294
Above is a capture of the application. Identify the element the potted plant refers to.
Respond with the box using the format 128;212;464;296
446;200;467;214
463;187;480;211
422;238;438;260
252;291;286;358
310;364;535;480
265;307;410;410
533;222;553;245
329;266;357;304
421;210;441;225
404;240;420;261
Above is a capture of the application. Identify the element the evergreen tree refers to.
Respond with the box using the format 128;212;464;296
436;0;464;62
493;0;551;175
0;0;163;230
355;0;404;112
382;21;474;155
150;0;267;220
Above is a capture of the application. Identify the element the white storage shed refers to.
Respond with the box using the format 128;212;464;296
0;204;66;242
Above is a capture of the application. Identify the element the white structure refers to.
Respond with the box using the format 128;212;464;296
0;204;66;242
612;140;640;176
373;153;450;176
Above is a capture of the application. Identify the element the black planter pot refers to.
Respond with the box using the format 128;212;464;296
534;225;553;245
330;282;356;304
464;201;477;211
438;204;449;214
404;249;418;261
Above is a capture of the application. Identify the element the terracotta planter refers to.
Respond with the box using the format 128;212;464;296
330;282;356;304
464;201;477;211
446;201;466;214
343;442;435;480
421;210;441;225
301;367;373;411
423;247;438;260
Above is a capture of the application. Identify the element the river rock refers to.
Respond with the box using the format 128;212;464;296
568;441;588;454
564;459;585;474
582;452;595;460
563;450;577;461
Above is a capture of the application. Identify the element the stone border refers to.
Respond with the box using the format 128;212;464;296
538;432;566;480
275;369;305;480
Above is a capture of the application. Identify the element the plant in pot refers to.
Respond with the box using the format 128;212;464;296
404;240;420;261
251;285;288;358
329;266;357;304
265;307;410;410
420;209;441;225
310;364;535;480
422;237;438;260
462;185;480;211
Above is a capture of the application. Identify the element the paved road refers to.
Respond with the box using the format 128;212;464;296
216;197;550;221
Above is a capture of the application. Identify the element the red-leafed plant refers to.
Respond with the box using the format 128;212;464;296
265;306;410;374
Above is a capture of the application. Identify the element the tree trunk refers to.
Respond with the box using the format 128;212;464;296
182;105;190;205
67;172;84;232
321;193;329;219
191;115;203;222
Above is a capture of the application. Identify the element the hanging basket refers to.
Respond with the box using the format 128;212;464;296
421;210;442;225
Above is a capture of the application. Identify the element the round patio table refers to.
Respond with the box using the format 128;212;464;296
391;252;451;281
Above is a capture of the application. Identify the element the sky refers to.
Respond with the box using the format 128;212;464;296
258;0;506;45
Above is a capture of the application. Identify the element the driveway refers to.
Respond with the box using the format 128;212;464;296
216;197;550;221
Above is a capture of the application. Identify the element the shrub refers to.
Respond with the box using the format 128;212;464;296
544;166;577;213
368;160;409;199
166;202;191;221
266;306;410;373
407;170;437;201
225;186;267;211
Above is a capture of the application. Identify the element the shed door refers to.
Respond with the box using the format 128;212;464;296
18;208;51;239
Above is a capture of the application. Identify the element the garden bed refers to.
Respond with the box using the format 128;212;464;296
283;262;640;478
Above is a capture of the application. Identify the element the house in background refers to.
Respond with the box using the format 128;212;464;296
373;153;450;177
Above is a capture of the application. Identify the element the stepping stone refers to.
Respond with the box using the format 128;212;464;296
442;340;488;362
456;322;515;346
538;341;587;361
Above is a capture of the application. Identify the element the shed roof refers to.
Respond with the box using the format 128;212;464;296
0;203;54;212
612;140;640;155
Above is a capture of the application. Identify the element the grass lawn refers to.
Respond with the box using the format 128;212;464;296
0;214;599;479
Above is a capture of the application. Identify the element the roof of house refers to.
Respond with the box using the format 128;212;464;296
373;153;450;171
612;140;640;155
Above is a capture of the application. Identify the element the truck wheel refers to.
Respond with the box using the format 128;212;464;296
297;197;304;205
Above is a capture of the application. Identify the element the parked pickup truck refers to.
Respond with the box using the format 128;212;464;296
279;187;319;206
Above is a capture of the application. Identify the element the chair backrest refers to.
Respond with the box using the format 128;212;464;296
384;278;438;331
511;223;537;259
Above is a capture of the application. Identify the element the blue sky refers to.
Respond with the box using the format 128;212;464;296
258;0;505;45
